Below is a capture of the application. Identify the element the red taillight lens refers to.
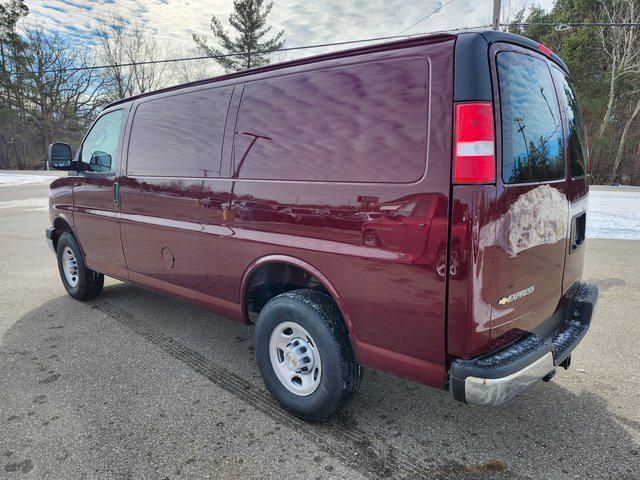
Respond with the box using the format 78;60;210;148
453;102;495;183
537;43;553;56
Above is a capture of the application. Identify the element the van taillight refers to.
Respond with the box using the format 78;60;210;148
453;102;495;183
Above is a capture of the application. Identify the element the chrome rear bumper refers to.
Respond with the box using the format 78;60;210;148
450;282;598;406
463;352;554;406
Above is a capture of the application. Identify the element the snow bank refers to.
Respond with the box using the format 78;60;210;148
587;188;640;240
0;173;58;186
0;198;48;211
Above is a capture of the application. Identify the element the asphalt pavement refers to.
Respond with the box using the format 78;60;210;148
1;181;638;479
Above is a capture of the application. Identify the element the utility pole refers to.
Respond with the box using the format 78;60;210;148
492;0;501;30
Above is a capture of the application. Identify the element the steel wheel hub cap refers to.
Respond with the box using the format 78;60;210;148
284;337;315;373
62;246;79;287
269;321;322;396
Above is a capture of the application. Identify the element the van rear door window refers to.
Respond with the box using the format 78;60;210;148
233;58;429;183
127;86;233;177
550;67;588;177
497;51;564;184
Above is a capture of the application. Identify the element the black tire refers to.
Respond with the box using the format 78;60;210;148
56;231;104;301
254;289;361;422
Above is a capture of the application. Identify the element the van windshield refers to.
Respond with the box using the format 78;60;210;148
497;51;564;184
551;67;588;177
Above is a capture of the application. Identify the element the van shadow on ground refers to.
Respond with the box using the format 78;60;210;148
1;283;638;479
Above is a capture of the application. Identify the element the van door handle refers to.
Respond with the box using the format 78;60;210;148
113;181;120;210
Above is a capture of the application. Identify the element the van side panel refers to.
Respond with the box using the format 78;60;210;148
223;40;455;387
119;85;238;313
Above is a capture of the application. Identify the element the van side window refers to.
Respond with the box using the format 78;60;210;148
233;58;428;183
127;87;233;177
550;67;588;177
80;110;124;174
497;52;564;184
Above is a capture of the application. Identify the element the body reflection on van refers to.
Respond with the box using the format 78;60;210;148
361;194;469;278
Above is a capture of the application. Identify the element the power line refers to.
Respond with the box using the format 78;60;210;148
2;20;639;78
395;0;457;36
503;22;640;28
2;25;488;78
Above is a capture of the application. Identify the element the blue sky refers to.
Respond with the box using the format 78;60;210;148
24;0;555;55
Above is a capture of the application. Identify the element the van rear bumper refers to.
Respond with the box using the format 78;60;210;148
450;282;598;406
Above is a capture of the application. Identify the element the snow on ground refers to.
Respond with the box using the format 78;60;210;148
0;172;59;186
587;188;640;240
0;197;48;211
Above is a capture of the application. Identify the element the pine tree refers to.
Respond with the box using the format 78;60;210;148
193;0;285;72
1;0;29;106
0;0;29;168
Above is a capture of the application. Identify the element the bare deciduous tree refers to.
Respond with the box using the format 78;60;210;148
501;0;531;26
96;17;168;101
611;88;640;182
18;25;103;166
166;47;222;86
597;0;640;144
0;0;29;168
1;17;102;169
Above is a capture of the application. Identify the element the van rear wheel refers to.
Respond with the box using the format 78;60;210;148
56;232;104;301
254;289;361;422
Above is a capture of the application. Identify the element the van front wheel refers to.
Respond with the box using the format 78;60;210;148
56;232;104;301
254;289;361;422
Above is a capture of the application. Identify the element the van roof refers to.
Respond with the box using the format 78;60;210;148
105;29;568;109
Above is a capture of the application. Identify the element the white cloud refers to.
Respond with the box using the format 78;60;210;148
24;0;556;62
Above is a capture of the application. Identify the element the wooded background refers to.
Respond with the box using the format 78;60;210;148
1;0;639;185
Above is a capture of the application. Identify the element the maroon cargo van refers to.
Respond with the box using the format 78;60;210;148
46;30;598;421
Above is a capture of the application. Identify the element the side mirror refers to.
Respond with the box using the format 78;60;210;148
89;151;112;172
47;143;73;170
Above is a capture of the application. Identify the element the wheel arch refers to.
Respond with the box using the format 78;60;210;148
52;215;76;252
240;255;357;341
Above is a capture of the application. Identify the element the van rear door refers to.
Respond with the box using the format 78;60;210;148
489;45;570;343
549;66;590;292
